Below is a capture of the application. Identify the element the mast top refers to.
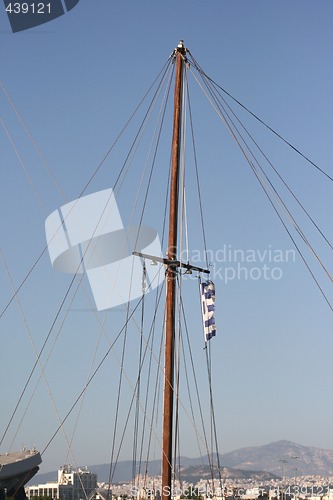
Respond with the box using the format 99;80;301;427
175;39;186;55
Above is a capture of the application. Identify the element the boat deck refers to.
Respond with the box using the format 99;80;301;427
0;450;39;466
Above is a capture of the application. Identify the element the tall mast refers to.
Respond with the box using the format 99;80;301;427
162;40;186;500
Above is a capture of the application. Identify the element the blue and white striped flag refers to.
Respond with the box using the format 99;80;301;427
200;280;216;342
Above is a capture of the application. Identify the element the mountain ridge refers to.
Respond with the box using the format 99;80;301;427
218;440;333;477
33;440;333;484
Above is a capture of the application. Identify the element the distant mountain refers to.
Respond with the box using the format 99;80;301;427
86;461;279;484
219;440;333;477
32;440;333;485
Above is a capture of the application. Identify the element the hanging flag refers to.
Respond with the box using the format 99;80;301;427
200;280;216;342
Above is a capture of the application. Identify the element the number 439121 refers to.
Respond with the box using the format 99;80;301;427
5;3;51;14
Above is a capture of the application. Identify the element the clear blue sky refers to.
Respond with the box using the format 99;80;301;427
1;1;333;475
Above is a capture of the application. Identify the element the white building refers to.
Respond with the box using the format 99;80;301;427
27;465;97;500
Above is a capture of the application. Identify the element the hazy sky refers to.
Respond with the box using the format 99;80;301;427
1;1;333;476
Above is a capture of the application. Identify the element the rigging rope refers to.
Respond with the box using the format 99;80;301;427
0;247;96;499
189;60;333;310
185;71;210;269
205;78;333;284
132;264;146;487
41;267;166;457
187;50;333;183
195;63;333;265
107;59;175;486
0;117;47;213
0;57;175;452
2;45;332;494
0;80;66;199
0;58;172;319
218;89;333;253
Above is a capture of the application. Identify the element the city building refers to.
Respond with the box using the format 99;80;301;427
27;465;97;500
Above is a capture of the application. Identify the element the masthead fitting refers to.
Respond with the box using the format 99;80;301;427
174;40;186;57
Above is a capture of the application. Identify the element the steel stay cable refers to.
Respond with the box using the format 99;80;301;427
0;117;48;213
1;58;172;317
117;149;218;484
47;59;173;319
0;60;175;447
233;129;333;307
142;159;172;486
198;71;333;284
196;66;333;261
0;80;66;199
140;84;175;478
0;57;172;320
63;303;108;468
0;246;90;493
112;59;174;208
143;301;165;487
108;276;219;484
197;278;217;483
196;278;223;493
190;64;333;291
173;60;189;481
187;50;333;183
212;81;333;253
79;65;176;474
172;62;187;482
208;344;214;487
107;309;129;487
132;281;144;489
107;62;175;486
204;341;223;495
124;58;175;254
3;52;217;492
185;71;210;270
65;63;174;460
172;61;191;485
109;113;172;483
0;247;106;497
92;65;176;472
1;195;119;474
136;274;155;481
2;179;135;445
107;62;175;483
82;270;162;482
41;268;166;457
179;299;205;462
247;159;333;311
0;267;79;448
136;176;172;481
1;57;172;320
3;153;153;450
197;58;333;305
180;287;215;469
108;280;168;483
135;142;172;480
10;240;125;480
106;199;164;485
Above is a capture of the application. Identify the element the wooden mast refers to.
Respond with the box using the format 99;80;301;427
162;40;186;500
